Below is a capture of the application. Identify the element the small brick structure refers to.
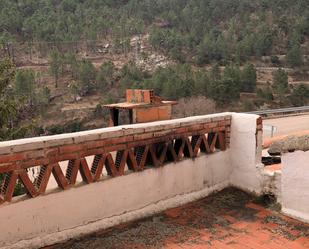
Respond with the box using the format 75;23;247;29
0;113;231;205
103;89;177;126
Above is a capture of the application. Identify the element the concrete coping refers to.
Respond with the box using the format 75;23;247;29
0;112;233;155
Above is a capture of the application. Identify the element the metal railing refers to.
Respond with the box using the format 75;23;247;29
246;106;309;117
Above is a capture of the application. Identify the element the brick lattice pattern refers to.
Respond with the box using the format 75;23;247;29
0;114;231;205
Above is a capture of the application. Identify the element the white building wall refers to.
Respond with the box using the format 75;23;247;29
281;150;309;223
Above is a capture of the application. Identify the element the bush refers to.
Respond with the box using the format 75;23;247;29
289;84;309;106
173;96;216;118
257;87;274;102
243;100;255;112
77;60;97;96
47;121;82;135
272;68;289;94
15;69;35;104
96;61;115;91
286;45;303;67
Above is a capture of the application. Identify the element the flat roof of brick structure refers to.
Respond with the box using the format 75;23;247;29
103;89;177;110
46;188;309;249
103;100;177;109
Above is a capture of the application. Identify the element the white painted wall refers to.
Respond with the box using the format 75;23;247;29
0;152;231;249
0;113;266;249
281;150;309;223
229;113;263;194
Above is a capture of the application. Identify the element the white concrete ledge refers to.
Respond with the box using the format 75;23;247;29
0;113;232;155
282;208;309;224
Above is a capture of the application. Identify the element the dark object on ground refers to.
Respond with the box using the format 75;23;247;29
262;156;281;165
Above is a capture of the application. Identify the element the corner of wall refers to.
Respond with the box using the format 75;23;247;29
228;113;264;195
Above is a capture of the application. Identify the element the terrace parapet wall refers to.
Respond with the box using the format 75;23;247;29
0;113;232;205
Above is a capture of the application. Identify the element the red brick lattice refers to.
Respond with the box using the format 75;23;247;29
0;116;231;205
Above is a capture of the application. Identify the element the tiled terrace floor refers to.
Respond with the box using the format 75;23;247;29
46;188;309;249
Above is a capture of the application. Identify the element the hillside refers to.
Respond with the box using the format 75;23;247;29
0;0;308;140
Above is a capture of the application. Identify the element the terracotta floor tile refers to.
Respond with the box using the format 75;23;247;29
46;188;309;249
246;202;266;211
294;237;309;246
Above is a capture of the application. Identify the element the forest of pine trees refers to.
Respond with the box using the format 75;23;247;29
0;0;308;140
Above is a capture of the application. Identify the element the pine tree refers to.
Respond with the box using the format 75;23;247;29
241;63;257;92
286;45;302;67
49;50;62;88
